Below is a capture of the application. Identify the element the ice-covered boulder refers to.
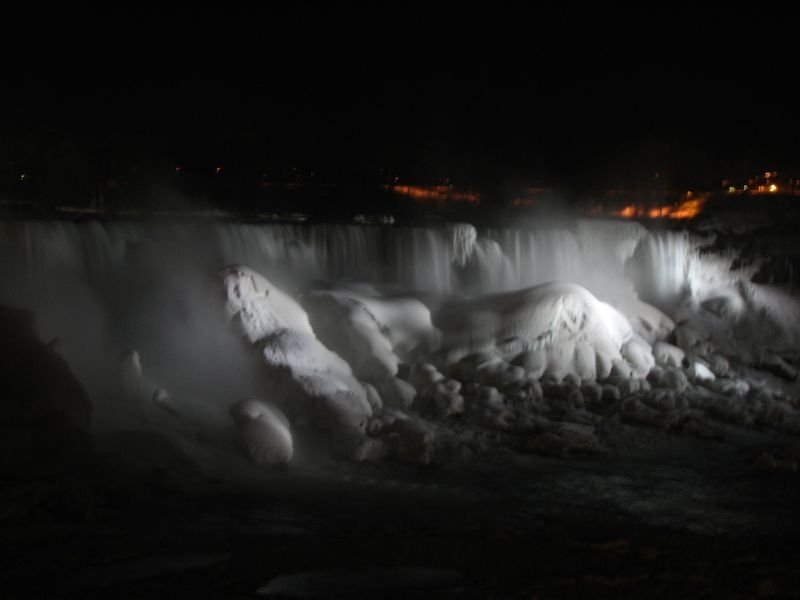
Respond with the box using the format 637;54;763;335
261;329;353;376
617;297;675;345
302;287;435;383
417;378;464;418
259;331;373;433
408;362;444;389
221;266;373;443
376;377;417;409
230;399;293;465
220;265;313;344
435;282;653;383
652;341;685;368
689;361;716;383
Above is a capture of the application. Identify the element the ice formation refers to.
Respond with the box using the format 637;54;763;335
230;399;293;465
434;282;655;381
220;266;372;444
2;217;800;471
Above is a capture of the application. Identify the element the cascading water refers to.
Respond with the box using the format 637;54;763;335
626;229;693;311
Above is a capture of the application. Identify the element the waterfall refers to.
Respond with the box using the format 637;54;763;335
0;217;749;428
0;218;730;307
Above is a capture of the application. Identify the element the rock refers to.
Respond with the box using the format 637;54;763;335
659;368;689;392
0;306;92;473
377;377;417;409
708;354;730;377
333;432;387;462
707;398;753;426
652;341;685;368
302;289;434;384
431;381;465;419
601;384;621;402
362;382;383;412
408;362;443;389
643;388;677;412
610;358;634;379
230;400;293;465
673;323;705;353
220;265;313;344
491;365;527;389
689;361;716;384
581;382;603;405
516;348;547;379
758;350;798;381
384;416;437;465
621;336;655;377
473;386;505;411
622;398;673;429
713;378;749;397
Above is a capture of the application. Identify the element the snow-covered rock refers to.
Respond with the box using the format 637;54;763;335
221;266;374;442
689;361;716;383
408;362;444;389
220;265;313;343
435;282;652;384
230;399;293;465
302;288;435;383
652;341;685;368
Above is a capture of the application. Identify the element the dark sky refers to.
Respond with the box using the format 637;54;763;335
2;4;797;188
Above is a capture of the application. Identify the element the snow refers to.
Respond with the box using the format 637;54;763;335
221;266;373;444
230;399;293;465
5;217;800;472
652;341;685;368
220;265;313;344
434;282;652;384
301;287;435;383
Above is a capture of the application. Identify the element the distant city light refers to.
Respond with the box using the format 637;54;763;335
769;183;778;192
387;184;479;205
613;196;704;220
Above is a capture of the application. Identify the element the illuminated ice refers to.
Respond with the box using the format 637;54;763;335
3;217;800;470
434;281;655;382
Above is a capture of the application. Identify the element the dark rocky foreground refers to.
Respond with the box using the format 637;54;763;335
2;421;800;599
2;306;800;599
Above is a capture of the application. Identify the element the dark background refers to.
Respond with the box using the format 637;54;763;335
2;4;797;206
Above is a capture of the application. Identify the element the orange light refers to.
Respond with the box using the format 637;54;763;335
387;184;480;205
611;196;704;220
769;183;778;192
668;198;702;219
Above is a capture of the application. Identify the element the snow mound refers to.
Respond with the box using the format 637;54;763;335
230;399;293;465
221;266;372;439
434;282;654;381
301;287;435;383
219;265;313;343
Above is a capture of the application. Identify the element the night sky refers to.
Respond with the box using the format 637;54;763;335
2;5;797;191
